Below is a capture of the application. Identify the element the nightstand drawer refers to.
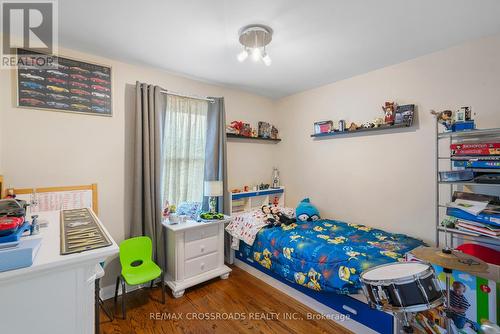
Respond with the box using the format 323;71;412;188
185;236;218;260
185;252;218;278
185;224;218;242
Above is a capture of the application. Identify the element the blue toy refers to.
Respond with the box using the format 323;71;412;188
295;198;320;222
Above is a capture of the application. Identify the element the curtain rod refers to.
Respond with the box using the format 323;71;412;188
159;89;216;103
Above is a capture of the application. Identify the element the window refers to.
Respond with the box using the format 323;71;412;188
161;95;208;205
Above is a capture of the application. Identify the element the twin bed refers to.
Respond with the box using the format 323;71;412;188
227;189;424;334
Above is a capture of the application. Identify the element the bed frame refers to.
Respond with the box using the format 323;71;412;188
228;188;398;334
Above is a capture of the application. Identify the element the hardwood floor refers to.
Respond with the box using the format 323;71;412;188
100;266;352;334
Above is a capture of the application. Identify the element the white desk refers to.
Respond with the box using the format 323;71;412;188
0;210;118;334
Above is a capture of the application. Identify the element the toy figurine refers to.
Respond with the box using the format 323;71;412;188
262;205;277;226
361;122;374;129
162;200;171;219
240;123;252;137
348;122;358;131
455;106;472;122
226;121;243;135
271;167;280;188
382;101;397;125
430;109;454;130
271;126;279;139
270;206;296;226
373;117;384;127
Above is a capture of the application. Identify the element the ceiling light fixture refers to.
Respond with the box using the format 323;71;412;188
237;24;273;66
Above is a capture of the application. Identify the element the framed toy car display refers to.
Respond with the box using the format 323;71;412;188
16;48;112;117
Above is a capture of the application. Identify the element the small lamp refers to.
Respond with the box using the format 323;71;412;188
204;181;223;213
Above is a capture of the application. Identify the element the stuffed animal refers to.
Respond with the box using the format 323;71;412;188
270;206;296;226
261;205;277;226
295;198;320;222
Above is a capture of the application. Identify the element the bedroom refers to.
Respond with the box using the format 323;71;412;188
0;1;499;334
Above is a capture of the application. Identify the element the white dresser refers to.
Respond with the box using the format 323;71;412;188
163;218;231;298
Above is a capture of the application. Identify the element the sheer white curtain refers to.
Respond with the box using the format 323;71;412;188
161;95;208;205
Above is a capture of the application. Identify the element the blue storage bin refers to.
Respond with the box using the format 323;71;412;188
452;120;475;132
0;238;42;272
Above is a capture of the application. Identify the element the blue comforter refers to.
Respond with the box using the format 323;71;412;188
238;220;424;294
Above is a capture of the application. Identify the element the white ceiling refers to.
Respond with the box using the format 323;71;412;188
59;0;500;99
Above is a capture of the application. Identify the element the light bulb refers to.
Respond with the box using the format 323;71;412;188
237;49;248;62
262;52;272;66
251;48;262;61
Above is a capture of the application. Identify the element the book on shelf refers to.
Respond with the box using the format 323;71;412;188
452;191;499;203
446;207;500;227
447;199;489;215
453;160;500;169
450;142;500;150
452;148;500;155
451;142;500;156
455;219;500;237
451;155;500;161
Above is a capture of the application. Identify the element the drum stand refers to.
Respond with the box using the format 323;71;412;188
397;313;414;333
442;231;457;334
442;262;459;334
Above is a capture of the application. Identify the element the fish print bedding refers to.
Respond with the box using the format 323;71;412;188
238;219;424;294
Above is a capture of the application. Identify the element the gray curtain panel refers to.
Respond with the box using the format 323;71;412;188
203;97;229;214
132;81;165;267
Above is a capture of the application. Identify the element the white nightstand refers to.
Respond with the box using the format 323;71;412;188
163;217;232;298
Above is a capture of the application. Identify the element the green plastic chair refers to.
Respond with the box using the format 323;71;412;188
114;236;166;319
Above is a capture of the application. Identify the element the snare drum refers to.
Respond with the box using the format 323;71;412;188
360;262;444;313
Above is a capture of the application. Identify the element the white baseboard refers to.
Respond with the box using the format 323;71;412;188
234;258;379;334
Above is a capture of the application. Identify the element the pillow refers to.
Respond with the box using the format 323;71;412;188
295;198;320;222
176;202;202;219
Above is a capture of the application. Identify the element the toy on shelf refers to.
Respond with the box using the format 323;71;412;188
258;121;271;138
227;120;279;139
431;109;454;130
240;123;252;137
271;126;279;139
382;101;397;125
314;120;334;134
373;117;384;128
431;106;475;132
311;102;415;137
271;167;280;188
226;121;243;135
348;122;358;131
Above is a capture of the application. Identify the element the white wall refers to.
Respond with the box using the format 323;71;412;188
2;33;500;286
275;34;500;244
0;47;278;285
